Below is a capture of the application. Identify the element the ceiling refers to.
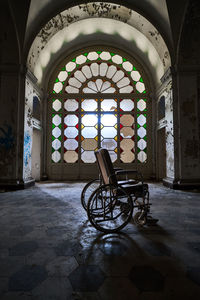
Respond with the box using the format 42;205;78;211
26;1;172;88
26;0;171;39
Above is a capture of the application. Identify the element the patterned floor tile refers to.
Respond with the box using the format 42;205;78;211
0;182;199;298
9;241;38;256
9;265;48;291
46;256;78;277
129;265;165;292
69;265;105;292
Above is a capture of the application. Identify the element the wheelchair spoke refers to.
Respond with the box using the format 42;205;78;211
87;185;133;233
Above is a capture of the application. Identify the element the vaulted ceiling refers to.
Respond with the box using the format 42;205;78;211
26;0;171;41
25;1;173;88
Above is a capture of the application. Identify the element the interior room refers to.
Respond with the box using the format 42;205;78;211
0;0;200;299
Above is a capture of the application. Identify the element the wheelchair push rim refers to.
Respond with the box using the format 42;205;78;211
81;179;100;210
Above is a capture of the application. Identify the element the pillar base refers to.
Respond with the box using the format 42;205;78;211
0;178;35;191
163;177;200;190
41;173;48;181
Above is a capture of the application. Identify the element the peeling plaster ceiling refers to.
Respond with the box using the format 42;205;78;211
27;2;171;87
27;0;171;37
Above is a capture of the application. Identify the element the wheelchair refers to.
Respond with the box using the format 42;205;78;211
82;148;154;233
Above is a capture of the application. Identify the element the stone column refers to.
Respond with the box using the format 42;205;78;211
40;92;48;181
175;68;200;188
0;64;30;189
23;74;34;185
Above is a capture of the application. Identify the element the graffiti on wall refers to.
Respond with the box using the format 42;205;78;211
0;124;14;149
23;78;34;180
0;124;15;176
24;131;31;167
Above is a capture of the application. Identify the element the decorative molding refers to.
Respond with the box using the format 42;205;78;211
157;119;167;130
160;67;172;85
26;68;43;97
32;118;42;130
26;68;37;84
156;67;172;96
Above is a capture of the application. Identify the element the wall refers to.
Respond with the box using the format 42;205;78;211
32;94;42;181
0;74;19;181
176;71;200;184
23;78;34;181
31;128;41;181
23;74;42;183
156;68;175;183
174;0;200;187
0;1;23;188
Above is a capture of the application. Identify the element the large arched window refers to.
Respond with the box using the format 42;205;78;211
48;48;150;178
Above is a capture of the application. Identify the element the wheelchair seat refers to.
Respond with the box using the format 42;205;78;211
95;148;147;195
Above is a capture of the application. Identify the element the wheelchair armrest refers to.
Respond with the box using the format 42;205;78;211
114;167;123;171
115;170;138;175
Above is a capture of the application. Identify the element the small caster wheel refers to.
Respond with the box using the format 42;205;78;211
134;211;147;226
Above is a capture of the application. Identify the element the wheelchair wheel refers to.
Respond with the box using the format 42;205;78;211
81;179;100;210
133;211;147;226
87;184;133;233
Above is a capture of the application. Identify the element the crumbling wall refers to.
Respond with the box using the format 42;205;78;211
176;0;200;184
156;69;174;181
0;75;18;179
0;2;21;184
23;79;34;181
164;81;174;179
177;72;200;181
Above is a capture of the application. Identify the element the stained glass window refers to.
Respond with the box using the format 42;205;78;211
64;114;78;163
81;114;98;163
52;113;62;163
50;49;148;165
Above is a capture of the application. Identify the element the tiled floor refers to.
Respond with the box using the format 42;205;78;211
0;181;200;299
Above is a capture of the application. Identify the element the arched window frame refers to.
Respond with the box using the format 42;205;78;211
48;47;151;176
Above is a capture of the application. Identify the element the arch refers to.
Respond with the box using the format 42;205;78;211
177;0;200;66
25;0;173;61
27;2;171;88
25;1;173;182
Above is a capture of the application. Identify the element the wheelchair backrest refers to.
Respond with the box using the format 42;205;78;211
95;148;117;186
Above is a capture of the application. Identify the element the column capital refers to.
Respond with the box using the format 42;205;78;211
0;63;27;75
